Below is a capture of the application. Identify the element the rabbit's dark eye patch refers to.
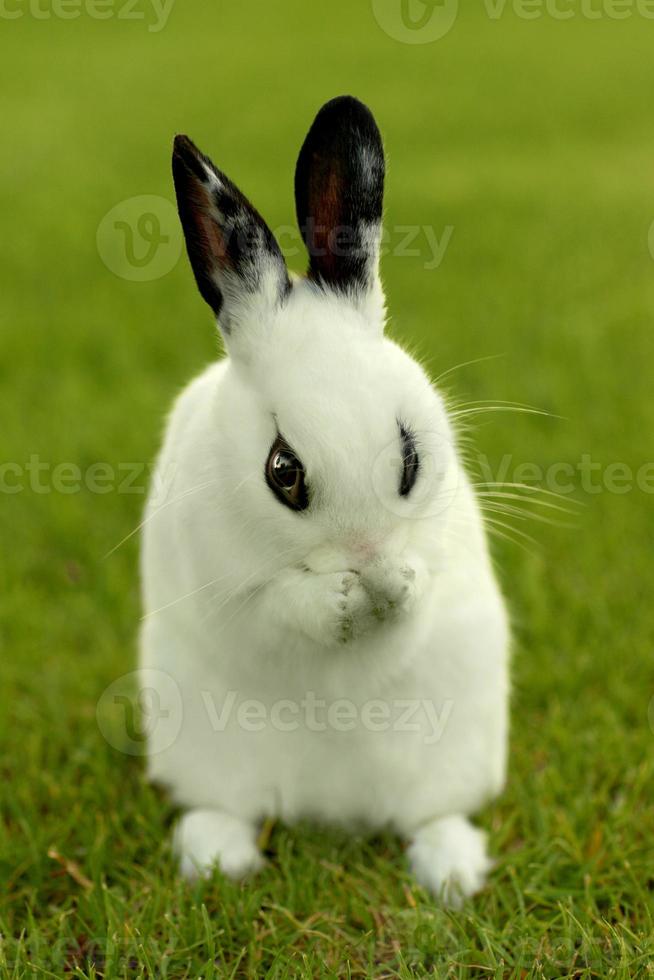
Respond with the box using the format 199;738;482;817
398;424;420;497
265;435;309;512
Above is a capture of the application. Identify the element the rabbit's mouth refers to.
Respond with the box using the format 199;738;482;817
303;527;410;576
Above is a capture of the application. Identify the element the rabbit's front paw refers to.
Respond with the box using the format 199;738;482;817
360;556;427;623
304;570;372;646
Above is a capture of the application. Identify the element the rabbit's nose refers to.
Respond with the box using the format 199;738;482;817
349;539;379;565
348;524;407;566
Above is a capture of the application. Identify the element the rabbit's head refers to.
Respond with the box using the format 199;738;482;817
172;96;458;579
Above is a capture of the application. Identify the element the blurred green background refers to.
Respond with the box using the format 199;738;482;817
1;1;653;976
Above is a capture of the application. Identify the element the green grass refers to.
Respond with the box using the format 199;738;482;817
2;2;654;976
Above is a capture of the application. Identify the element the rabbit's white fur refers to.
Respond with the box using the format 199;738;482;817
140;283;509;902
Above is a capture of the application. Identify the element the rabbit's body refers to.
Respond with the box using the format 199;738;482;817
140;97;510;901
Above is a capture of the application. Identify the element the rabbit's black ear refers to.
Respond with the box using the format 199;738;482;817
173;135;290;335
294;96;385;306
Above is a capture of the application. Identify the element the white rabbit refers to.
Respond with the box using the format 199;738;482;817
140;96;509;904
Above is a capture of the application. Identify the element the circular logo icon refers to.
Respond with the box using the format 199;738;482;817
96;195;182;281
371;429;459;519
371;0;459;43
96;668;182;757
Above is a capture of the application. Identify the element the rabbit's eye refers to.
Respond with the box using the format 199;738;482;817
399;424;420;497
265;436;309;512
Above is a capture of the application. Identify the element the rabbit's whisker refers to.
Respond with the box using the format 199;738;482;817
450;402;564;422
104;471;260;561
433;353;506;386
478;502;578;530
469;482;581;506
